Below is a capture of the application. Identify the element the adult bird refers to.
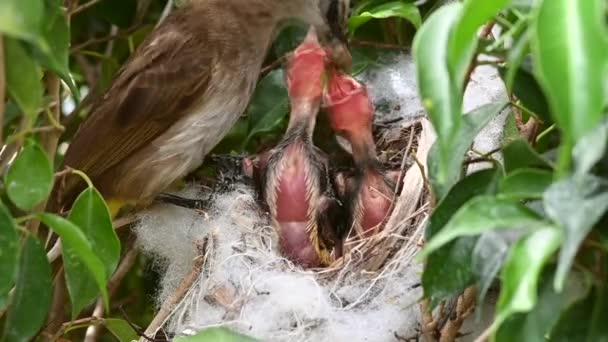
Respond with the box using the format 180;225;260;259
50;0;351;217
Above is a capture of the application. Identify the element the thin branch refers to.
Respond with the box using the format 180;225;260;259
69;0;103;16
463;22;496;90
71;26;140;52
349;39;408;51
0;36;5;146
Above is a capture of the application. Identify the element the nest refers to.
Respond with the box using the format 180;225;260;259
133;117;438;342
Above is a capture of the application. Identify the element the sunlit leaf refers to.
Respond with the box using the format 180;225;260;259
0;200;19;310
5;141;54;211
1;235;52;342
543;175;608;291
531;0;608;158
498;168;554;200
348;1;421;35
494;226;562;331
4;38;43;119
174;327;258;342
0;0;43;44
244;70;289;147
37;213;110;313
502;139;552;174
420;196;542;258
423;169;499;303
104;318;139;342
65;188;120;316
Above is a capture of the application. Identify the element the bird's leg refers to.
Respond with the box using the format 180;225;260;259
154;193;208;210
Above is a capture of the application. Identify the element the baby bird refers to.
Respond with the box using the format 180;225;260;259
244;29;341;267
324;72;399;247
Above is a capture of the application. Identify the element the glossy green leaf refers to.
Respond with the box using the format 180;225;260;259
65;188;120;316
544;175;608;291
0;201;19;310
35;0;79;98
414;4;461;194
104;319;139;342
5;141;54;211
427;102;507;198
502;139;552;174
448;0;510;85
348;1;421;35
0;0;43;43
4;38;43;119
498;169;554;200
494;226;562;331
420;196;542;258
531;0;607;148
495;267;589;342
2;235;52;342
423;169;499;303
573;118;608;177
174;327;258;342
244;70;289;146
472;231;508;309
37;213;110;313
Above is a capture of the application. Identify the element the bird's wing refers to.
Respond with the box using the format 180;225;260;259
62;24;213;181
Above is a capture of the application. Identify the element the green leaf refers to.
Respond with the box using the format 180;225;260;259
472;231;508;310
531;0;608;151
174;327;258;342
495;267;589;342
104;319;139;342
0;0;43;43
244;70;289;146
414;4;461;191
573;118;608;177
420;196;543;258
36;213;110;314
502;139;552;174
498;169;554;200
494;226;562;332
5;141;54;211
348;1;421;35
65;188;120;316
2;235;52;342
35;0;79;98
427;102;507;199
543;175;608;291
500;59;552;124
4;38;43;119
448;0;510;86
423;169;499;303
0;201;19;310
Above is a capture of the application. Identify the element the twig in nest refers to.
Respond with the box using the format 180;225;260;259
439;286;478;342
139;238;209;341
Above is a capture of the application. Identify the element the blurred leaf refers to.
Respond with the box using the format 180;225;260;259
244;70;289;147
420;196;542;258
4;38;43;119
5;141;54;211
350;46;382;76
423;169;499;303
0;200;19;310
37;213;110;313
495;226;562;330
65;187;120;316
1;235;52;342
35;0;79;98
174;327;258;342
272;24;307;58
544;175;608;291
503;139;552;174
472;231;509;309
0;0;43;44
550;289;595;341
498;169;554;200
495;267;589;342
448;0;510;85
573;118;608;177
531;0;607;154
502;21;530;90
93;0;136;28
500;59;551;123
104;318;139;342
427;102;506;199
348;1;421;35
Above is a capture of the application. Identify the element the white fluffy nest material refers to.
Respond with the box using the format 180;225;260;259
134;116;434;342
